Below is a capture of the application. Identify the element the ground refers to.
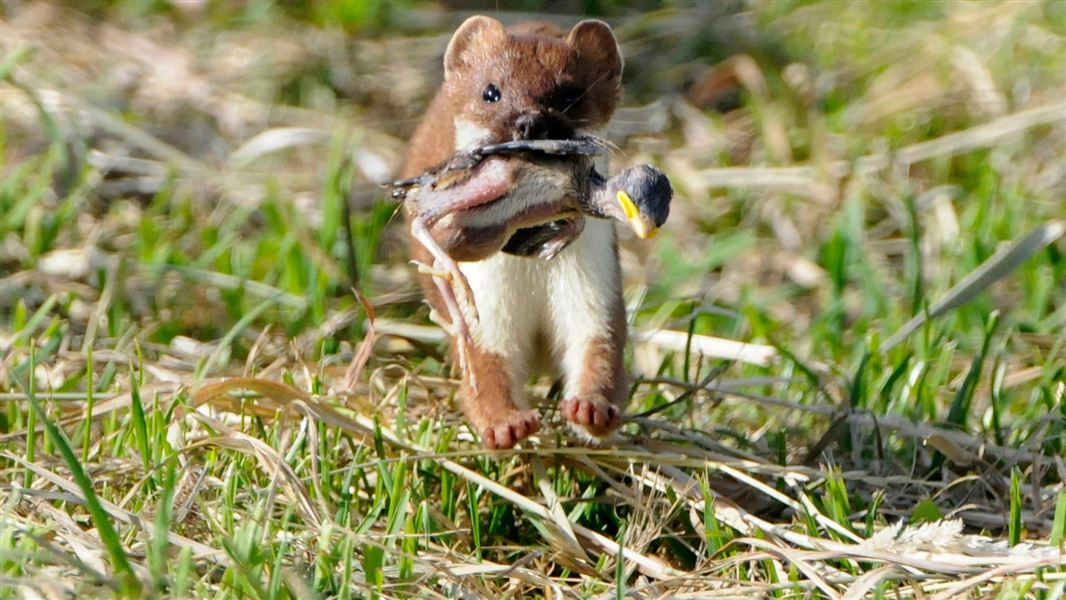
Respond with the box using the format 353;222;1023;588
1;1;1064;598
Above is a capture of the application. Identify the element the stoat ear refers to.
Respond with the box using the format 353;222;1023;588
444;16;506;80
566;20;623;79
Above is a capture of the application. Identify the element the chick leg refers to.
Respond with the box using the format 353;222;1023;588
410;217;480;391
410;218;479;322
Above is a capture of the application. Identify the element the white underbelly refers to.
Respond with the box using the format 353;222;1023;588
458;218;618;366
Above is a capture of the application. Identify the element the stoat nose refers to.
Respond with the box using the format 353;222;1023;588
512;112;573;141
514;113;547;140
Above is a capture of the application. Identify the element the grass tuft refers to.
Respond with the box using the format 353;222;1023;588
17;356;141;595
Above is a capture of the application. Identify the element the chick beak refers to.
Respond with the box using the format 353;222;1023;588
617;190;659;239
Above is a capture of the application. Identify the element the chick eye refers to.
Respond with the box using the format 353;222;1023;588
482;83;501;103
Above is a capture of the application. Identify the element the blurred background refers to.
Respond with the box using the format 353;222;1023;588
3;0;1062;382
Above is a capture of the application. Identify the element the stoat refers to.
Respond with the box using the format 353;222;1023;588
402;16;635;449
394;143;671;405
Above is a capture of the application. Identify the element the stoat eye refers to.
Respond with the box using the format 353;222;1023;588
482;83;501;103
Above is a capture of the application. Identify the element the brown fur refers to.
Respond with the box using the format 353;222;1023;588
403;16;625;449
458;343;541;449
403;17;622;177
575;299;629;407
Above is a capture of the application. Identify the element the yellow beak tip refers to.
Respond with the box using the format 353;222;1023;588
626;217;658;240
617;190;660;240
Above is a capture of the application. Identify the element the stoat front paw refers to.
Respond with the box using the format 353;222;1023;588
560;397;623;439
482;410;541;449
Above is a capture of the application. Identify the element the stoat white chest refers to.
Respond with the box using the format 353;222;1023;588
459;217;618;377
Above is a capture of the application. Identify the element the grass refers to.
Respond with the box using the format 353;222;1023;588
1;0;1065;598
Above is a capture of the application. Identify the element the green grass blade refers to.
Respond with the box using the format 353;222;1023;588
615;518;628;600
81;345;94;461
883;220;1065;352
19;380;142;594
128;370;151;473
944;312;999;428
0;44;33;80
1009;469;1022;547
1051;490;1066;549
466;480;482;559
362;543;384;599
150;455;178;593
23;345;38;489
849;351;871;409
7;293;58;350
173;547;193;598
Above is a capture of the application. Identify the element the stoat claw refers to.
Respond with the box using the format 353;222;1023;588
482;410;541;450
560;398;622;437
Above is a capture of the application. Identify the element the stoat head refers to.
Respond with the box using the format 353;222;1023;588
442;16;623;149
